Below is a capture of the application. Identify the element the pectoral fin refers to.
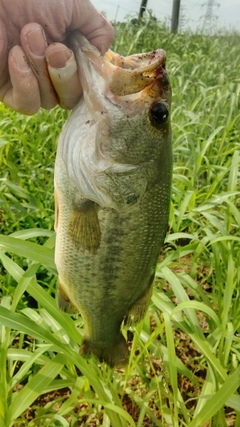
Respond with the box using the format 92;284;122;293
68;199;101;254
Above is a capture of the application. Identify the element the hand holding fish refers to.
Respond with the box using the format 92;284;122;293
0;0;114;114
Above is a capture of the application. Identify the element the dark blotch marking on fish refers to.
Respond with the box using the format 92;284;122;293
57;279;79;314
68;199;101;254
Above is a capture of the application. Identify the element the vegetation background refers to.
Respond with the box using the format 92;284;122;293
0;16;240;427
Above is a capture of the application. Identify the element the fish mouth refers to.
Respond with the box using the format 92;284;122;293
68;32;168;100
92;48;167;97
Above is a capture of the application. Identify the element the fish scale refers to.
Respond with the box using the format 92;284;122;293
54;32;172;367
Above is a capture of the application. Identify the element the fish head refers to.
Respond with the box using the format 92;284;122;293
70;32;171;125
61;32;171;210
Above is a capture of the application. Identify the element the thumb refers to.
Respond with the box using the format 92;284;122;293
71;0;114;55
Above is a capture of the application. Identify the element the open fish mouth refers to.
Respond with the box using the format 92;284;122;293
93;47;167;96
68;32;169;100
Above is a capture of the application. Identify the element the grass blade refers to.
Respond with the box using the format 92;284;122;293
189;367;240;427
0;235;56;270
9;354;65;422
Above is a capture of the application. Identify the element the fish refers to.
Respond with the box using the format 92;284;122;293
54;32;172;367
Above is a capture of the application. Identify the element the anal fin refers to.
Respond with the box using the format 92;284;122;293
68;199;101;254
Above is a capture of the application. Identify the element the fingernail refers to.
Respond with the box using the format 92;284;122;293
27;28;47;56
12;47;30;71
47;49;72;69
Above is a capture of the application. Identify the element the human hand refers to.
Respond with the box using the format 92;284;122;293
0;0;114;114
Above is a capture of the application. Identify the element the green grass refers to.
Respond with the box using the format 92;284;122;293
0;17;240;427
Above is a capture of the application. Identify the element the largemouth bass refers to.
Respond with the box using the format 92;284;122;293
54;32;172;367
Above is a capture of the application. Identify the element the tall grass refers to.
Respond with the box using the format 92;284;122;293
0;17;240;427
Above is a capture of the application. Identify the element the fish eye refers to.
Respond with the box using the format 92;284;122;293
149;102;169;127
